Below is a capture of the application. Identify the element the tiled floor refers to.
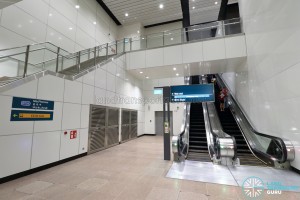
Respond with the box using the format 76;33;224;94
0;136;299;200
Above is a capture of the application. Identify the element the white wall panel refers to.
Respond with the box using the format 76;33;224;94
0;95;34;136
81;105;90;129
34;102;63;133
37;75;64;102
182;42;203;63
31;131;60;168
94;87;106;105
60;129;80;160
203;38;226;61
82;70;95;86
0;134;32;178
62;103;81;130
2;79;38;98
106;72;115;92
16;0;49;24
79;128;88;154
1;6;47;42
146;48;164;68
163;45;182;66
225;36;247;58
64;79;82;104
82;84;94;105
95;68;106;89
49;0;77;25
129;51;146;69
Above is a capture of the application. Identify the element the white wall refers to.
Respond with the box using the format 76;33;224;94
144;21;182;35
222;0;300;170
0;0;118;52
0;55;145;178
143;77;185;135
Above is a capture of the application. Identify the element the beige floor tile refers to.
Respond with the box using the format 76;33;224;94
145;187;179;200
19;195;46;200
154;177;182;190
0;191;28;200
115;184;153;200
77;178;108;191
96;181;127;197
48;187;90;200
83;191;116;200
178;191;208;200
206;183;238;199
180;180;207;195
34;184;71;199
16;181;53;194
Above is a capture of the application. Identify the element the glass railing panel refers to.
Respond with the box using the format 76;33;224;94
97;45;107;58
164;29;182;46
146;33;163;48
107;42;117;56
26;62;44;76
124;38;131;52
224;19;242;35
116;40;124;54
131;37;146;51
0;57;24;78
60;55;77;71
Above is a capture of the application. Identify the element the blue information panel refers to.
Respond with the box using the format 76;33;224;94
10;110;54;121
12;97;54;110
170;84;215;103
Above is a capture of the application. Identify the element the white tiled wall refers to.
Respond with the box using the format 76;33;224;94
0;55;145;178
143;77;185;135
221;0;300;170
0;0;118;51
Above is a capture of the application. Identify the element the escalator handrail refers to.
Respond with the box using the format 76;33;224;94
215;74;293;163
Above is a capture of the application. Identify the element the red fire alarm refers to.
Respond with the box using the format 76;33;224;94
70;130;77;139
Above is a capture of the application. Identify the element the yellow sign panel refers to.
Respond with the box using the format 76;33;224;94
19;113;51;119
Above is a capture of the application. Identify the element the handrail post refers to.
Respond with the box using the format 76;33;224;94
77;51;81;73
115;41;118;55
94;46;97;66
23;45;30;78
146;36;148;49
88;48;90;59
123;38;126;52
130;38;132;51
222;21;225;36
106;43;108;60
55;47;60;73
162;32;165;46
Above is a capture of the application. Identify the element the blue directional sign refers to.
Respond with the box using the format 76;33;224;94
10;110;54;121
12;97;54;110
170;84;215;103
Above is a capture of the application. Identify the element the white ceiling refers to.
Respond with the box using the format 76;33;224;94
128;57;246;80
102;0;182;26
189;0;238;25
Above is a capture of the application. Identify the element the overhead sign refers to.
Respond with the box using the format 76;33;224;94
10;110;54;121
154;88;163;95
12;97;54;110
170;84;215;103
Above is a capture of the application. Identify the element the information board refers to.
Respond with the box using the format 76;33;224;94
170;84;215;103
12;97;54;110
10;110;54;121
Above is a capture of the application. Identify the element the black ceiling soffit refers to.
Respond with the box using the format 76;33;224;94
218;0;229;20
96;0;121;25
180;0;190;27
144;19;183;28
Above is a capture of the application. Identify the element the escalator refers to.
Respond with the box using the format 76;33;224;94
186;76;211;162
212;77;265;166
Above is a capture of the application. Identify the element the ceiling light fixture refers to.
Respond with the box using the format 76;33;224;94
159;4;164;9
215;1;218;5
75;5;80;9
173;67;176;71
146;76;149;79
69;27;73;30
125;13;129;17
176;73;179;76
93;21;97;25
170;38;174;40
137;30;140;33
192;6;195;9
140;71;143;74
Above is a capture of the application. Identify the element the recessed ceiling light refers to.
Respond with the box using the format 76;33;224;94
170;38;174;40
125;78;129;81
215;1;218;5
159;4;164;9
125;13;129;17
142;37;145;40
75;5;80;9
69;27;73;30
93;21;97;25
137;30;140;33
116;73;120;77
192;6;195;9
146;76;149;79
173;67;176;71
176;73;179;76
49;13;52;17
140;71;143;74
